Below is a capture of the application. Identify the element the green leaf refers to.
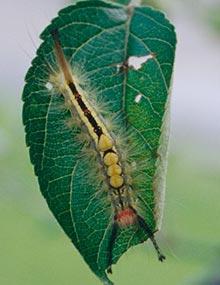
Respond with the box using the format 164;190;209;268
22;1;176;284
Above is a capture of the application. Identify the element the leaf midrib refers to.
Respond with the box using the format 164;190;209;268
122;6;134;113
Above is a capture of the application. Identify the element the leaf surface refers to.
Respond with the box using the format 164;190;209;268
22;1;176;284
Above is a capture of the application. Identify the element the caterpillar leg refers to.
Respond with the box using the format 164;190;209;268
137;215;166;262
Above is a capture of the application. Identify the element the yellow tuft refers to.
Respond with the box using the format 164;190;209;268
110;175;124;188
98;134;113;152
107;164;122;176
103;152;119;166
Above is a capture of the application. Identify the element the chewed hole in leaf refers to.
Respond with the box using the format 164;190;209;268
128;54;155;70
46;82;53;91
134;94;143;104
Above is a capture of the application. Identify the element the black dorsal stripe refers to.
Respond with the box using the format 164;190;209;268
68;82;103;138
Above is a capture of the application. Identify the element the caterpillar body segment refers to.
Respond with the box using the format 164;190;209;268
51;29;165;270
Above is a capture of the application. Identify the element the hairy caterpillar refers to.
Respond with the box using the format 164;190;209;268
50;29;165;272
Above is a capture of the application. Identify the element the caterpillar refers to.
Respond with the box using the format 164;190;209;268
50;29;165;272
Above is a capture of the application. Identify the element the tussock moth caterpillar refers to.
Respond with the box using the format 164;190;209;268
51;29;165;270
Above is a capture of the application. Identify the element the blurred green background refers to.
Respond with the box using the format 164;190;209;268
0;0;220;284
